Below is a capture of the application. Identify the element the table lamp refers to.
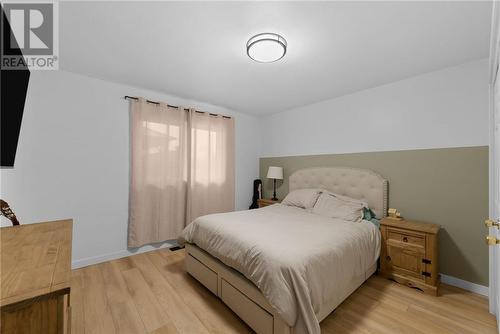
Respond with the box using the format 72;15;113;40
267;166;283;201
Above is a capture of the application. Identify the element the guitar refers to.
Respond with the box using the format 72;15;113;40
0;200;20;225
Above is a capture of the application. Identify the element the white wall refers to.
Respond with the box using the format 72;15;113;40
0;70;261;267
260;59;490;157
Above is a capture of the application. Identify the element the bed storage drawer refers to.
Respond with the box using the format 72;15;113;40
220;279;274;334
186;254;218;295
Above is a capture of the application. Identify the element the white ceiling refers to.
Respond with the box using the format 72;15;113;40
60;1;492;115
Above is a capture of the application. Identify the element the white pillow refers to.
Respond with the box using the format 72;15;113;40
312;192;367;222
281;188;323;209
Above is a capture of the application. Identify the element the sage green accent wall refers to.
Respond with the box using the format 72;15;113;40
260;146;489;286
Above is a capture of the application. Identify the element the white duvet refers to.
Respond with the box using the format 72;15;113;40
178;204;380;334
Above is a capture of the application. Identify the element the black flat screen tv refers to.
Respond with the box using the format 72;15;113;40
1;8;30;167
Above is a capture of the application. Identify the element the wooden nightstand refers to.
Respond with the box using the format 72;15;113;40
379;217;440;295
257;199;280;208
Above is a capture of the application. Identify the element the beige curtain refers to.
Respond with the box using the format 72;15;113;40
187;112;235;224
128;98;188;247
128;98;234;248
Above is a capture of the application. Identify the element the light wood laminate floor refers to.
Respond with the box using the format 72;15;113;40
72;248;497;334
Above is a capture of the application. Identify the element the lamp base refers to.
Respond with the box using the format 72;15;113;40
272;179;278;202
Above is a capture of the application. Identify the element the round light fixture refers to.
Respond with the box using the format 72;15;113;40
246;33;287;63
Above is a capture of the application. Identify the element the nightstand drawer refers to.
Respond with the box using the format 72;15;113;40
387;245;424;281
257;199;280;208
388;229;425;247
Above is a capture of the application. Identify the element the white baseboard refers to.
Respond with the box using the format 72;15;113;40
440;273;489;297
72;241;176;269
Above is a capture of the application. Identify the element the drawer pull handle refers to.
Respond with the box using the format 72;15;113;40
386;256;391;261
403;237;408;242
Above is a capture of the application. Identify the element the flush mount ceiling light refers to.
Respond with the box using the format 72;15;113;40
246;33;287;63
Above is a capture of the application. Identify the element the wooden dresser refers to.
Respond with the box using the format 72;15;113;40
257;199;280;208
379;217;440;295
1;220;73;334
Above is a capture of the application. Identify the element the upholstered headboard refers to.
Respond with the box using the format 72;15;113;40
289;167;388;218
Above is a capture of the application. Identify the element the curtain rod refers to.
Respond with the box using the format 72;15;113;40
124;96;231;119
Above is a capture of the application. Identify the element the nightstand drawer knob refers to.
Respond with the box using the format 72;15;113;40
386;256;391;261
402;237;408;242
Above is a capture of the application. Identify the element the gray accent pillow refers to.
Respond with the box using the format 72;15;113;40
312;192;367;222
281;188;323;209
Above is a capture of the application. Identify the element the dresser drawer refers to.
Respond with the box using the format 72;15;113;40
388;229;425;247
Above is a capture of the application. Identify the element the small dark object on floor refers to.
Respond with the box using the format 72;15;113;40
170;246;185;252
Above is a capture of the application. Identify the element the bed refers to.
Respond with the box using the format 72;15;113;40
179;167;388;334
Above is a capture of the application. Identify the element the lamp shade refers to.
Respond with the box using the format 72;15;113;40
267;166;283;180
